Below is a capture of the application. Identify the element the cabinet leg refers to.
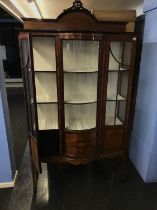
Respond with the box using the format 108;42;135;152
31;162;38;193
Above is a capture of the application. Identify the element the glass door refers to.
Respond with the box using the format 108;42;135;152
105;39;134;126
32;36;59;130
63;39;99;131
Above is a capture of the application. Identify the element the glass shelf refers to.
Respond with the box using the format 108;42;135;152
34;70;56;72
37;104;58;130
32;37;56;72
107;94;126;101
37;101;58;104
64;95;97;104
109;67;129;72
64;70;98;73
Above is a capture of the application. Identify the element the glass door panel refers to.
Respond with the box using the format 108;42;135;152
118;71;129;99
32;37;58;130
116;101;126;124
63;40;99;72
64;72;97;103
105;41;132;126
63;40;99;131
21;39;35;134
105;101;116;125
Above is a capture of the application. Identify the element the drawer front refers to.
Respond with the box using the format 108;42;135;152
102;128;124;150
64;131;96;157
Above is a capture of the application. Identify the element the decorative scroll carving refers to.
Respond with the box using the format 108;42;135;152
63;0;91;13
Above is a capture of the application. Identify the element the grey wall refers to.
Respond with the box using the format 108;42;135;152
130;1;157;182
0;45;16;184
144;0;157;12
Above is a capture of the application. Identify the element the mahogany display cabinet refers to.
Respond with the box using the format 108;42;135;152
18;0;137;190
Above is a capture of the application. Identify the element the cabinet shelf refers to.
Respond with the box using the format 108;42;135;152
37;101;58;104
64;95;97;104
109;67;129;72
34;70;56;72
65;118;96;130
64;70;98;73
107;94;126;101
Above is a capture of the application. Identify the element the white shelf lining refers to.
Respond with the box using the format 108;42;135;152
64;69;98;73
38;119;58;130
65;118;96;130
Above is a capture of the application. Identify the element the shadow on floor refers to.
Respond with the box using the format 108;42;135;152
4;145;157;210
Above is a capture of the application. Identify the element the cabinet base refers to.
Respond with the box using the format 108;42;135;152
40;150;127;165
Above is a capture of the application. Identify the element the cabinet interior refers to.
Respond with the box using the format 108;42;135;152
37;104;58;130
35;72;57;103
33;37;56;71
63;40;99;72
64;72;98;103
31;38;132;130
65;103;97;130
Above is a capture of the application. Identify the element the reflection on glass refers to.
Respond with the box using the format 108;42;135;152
118;71;129;98
123;42;132;66
64;73;98;103
65;103;97;130
33;37;56;71
116;101;126;123
63;40;99;72
105;101;123;125
35;73;57;103
105;101;116;125
107;72;118;100
37;104;58;130
109;42;122;70
109;41;132;71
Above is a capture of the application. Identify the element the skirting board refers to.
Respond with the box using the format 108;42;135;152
0;170;18;188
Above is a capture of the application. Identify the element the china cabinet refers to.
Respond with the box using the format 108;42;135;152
18;0;137;190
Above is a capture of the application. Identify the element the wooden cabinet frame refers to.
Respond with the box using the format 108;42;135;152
18;0;137;190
